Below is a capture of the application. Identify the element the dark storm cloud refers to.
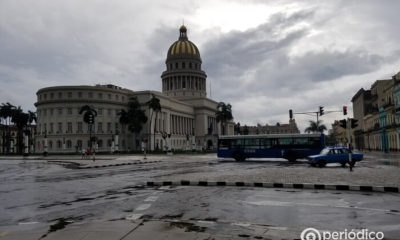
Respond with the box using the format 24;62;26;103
202;10;390;102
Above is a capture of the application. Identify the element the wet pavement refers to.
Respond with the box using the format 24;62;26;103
0;152;399;239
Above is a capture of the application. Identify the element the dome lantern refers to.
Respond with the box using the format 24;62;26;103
179;25;188;40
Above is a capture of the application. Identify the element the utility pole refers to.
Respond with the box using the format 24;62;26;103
346;118;353;172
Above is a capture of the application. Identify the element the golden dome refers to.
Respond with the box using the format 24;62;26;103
166;26;201;61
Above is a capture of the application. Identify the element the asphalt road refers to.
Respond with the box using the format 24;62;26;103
0;154;399;239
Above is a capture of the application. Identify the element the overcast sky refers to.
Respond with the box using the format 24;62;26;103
1;0;399;132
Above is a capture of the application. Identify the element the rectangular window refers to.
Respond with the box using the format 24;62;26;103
44;123;47;132
78;122;83;133
43;109;47;116
58;108;63;115
68;92;72;98
260;138;271;149
107;122;112;132
108;109;112;115
245;138;260;149
50;93;54;99
278;138;292;146
58;92;62;98
98;93;103;99
44;94;47;100
50;123;54;133
98;122;103;133
115;95;119;100
218;139;231;149
108;94;112;100
98;108;103;115
115;123;119;133
88;92;93;98
67;122;72;133
57;122;62;133
50;109;54;116
67;108;72;115
232;139;244;148
78;92;82;98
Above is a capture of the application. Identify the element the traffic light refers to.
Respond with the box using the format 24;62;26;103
88;114;94;124
289;109;293;119
351;118;358;128
343;106;347;115
319;106;324;116
339;119;347;129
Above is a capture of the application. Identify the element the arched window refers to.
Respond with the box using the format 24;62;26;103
49;141;53;149
57;140;62;149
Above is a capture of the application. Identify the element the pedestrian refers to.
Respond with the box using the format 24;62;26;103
81;148;86;160
92;149;96;162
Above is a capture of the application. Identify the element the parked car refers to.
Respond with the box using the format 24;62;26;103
307;146;363;167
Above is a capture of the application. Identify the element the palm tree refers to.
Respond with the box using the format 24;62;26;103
146;94;161;151
305;120;327;134
0;102;16;154
79;105;97;151
216;102;233;135
125;97;148;149
11;106;29;154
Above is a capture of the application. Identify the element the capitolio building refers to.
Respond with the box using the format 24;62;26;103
34;25;234;153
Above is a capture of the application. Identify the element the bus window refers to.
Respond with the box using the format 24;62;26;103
270;139;278;148
232;139;244;148
245;138;259;149
278;138;292;146
260;138;271;149
293;137;308;147
309;137;321;147
218;139;231;149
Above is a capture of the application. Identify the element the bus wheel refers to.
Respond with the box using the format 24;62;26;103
317;160;326;168
287;157;297;162
341;163;347;168
233;152;245;162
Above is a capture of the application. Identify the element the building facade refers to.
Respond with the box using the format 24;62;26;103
35;25;233;154
351;71;400;151
240;119;300;135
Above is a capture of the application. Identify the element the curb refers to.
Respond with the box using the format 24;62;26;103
146;180;399;193
77;160;162;169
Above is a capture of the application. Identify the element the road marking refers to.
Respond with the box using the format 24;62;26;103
144;196;159;202
135;203;152;211
126;213;143;221
18;222;39;225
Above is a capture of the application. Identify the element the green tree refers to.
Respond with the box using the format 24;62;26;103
11;106;29;154
216;102;233;135
243;125;249;135
146;94;161;150
0;102;16;154
124;97;148;149
305;120;327;134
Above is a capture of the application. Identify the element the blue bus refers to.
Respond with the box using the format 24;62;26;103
217;133;325;162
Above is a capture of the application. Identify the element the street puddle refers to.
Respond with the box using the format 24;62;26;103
170;221;207;232
39;218;72;240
